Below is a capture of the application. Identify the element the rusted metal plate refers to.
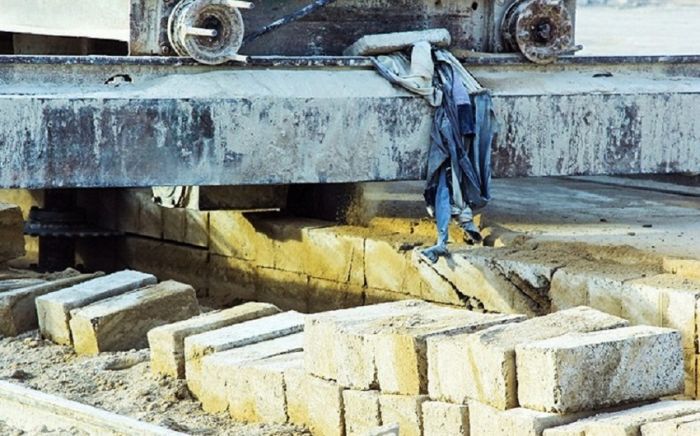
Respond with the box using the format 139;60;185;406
0;55;698;188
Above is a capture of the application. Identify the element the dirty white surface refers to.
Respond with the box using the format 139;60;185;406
577;4;700;55
0;0;130;41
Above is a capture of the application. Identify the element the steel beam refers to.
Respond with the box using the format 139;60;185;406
0;55;698;189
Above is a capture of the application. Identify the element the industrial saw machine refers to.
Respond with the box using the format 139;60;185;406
0;0;698;271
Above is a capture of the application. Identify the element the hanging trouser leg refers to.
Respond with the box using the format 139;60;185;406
421;167;451;263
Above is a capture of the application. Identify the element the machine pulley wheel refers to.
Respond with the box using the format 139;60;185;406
168;0;247;65
502;0;577;64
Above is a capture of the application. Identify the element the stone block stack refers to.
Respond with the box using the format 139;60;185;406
161;300;698;436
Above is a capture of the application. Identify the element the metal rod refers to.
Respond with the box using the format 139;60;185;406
186;27;218;38
243;0;338;45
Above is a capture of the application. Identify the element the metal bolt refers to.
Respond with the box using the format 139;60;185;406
161;45;171;55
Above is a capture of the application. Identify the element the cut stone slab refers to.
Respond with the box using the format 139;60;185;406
517;326;684;414
69;280;200;356
0;203;25;263
367;424;400;436
305;300;524;394
227;351;303;424
197;334;303;414
544;401;700;436
379;394;429;436
468;400;595;436
286;371;345;436
147;302;280;378
428;306;628;408
422;401;469;436
35;270;157;345
344;390;382;436
185;311;304;401
0;272;102;337
0;279;45;292
641;412;700;436
343;28;451;56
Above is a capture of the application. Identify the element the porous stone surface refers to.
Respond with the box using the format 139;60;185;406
544;401;700;436
422;401;469;436
468;400;594;436
427;306;628;408
196;333;304;414
35;270;157;345
185;311;304;400
641;412;700;436
379;394;429;436
147;302;280;378
343;28;451;56
0;272;101;336
286;371;345;436
0;203;25;263
517;326;684;413
344;390;382;436
305;300;523;394
227;351;303;424
69;280;200;356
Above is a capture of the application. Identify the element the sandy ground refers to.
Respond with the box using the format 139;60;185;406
0;331;309;436
577;4;700;55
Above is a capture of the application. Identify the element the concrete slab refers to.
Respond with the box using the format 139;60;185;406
0;272;102;337
517;326;684;413
196;333;304;414
184;311;304;400
427;307;627;408
544;401;700;436
35;270;157;345
69;281;200;355
148;302;280;378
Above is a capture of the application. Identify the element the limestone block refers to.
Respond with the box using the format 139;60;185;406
0;272;102;337
422;401;469;436
373;307;525;395
365;238;425;296
664;257;700;281
209;211;274;267
307;277;364;313
196;333;304;413
427;306;628;408
185;310;304;399
379;394;429;436
162;207;209;248
683;349;696;398
228;351;303;424
35;270;157;345
344;390;381;436
207;254;257;304
544;401;700;436
0;203;25;262
148;301;280;378
304;300;426;384
255;267;310;312
468;400;594;436
549;264;649;315
366;424;400;436
70;280;199;355
286;371;345;436
517;326;684;413
121;237;208;296
641;412;700;436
